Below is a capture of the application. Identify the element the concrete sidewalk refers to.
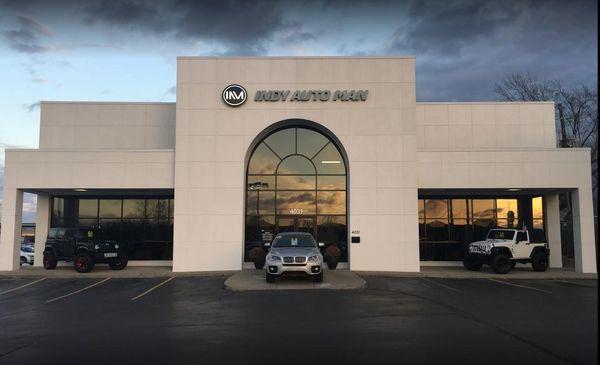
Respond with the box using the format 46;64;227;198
359;266;598;280
0;265;233;278
225;269;366;291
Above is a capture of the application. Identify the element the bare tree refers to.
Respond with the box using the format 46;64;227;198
495;74;598;195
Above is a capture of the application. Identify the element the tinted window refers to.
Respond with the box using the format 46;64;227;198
273;234;316;248
487;230;515;240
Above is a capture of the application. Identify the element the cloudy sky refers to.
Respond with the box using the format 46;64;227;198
0;0;598;221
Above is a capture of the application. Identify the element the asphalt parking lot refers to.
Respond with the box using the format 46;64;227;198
0;275;597;365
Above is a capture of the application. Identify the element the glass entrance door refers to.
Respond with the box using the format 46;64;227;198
276;216;316;236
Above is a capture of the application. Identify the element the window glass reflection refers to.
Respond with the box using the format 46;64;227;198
451;199;468;219
264;128;295;158
317;191;346;214
278;155;315;175
78;199;98;218
532;197;543;219
425;200;448;218
99;199;121;218
496;199;518;220
248;143;280;174
276;191;316;214
297;128;328;158
317;176;345;190
123;199;145;218
258;192;276;214
314;143;345;174
246;191;258;215
277;175;316;190
247;175;275;190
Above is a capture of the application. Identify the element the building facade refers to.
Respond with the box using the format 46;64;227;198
0;57;596;273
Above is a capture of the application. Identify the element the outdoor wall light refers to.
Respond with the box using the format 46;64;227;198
507;188;522;191
321;160;341;164
74;188;88;192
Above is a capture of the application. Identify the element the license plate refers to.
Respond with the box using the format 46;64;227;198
104;253;118;258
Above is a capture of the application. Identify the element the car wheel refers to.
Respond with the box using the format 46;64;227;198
266;272;276;283
531;251;549;272
463;254;483;271
491;254;513;274
312;272;323;283
43;251;58;270
20;256;26;266
74;252;95;273
109;253;128;270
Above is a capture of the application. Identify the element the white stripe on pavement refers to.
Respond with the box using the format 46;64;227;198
131;277;175;301
0;278;46;295
46;278;111;303
420;277;461;293
488;278;551;294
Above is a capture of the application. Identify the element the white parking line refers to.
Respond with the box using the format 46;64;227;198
488;278;551;294
0;278;46;295
46;278;111;303
131;277;175;301
420;278;461;293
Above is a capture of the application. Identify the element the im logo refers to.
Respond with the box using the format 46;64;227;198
222;84;247;107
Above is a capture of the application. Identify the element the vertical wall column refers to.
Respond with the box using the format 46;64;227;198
545;194;563;268
0;188;24;271
572;189;597;273
34;193;50;267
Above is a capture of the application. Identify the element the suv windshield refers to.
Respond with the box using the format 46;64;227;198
487;230;515;240
272;234;316;248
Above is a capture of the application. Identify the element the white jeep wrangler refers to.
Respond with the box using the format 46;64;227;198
463;229;549;274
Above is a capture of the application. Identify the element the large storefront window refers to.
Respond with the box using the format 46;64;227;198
245;126;347;261
419;198;522;261
51;197;174;260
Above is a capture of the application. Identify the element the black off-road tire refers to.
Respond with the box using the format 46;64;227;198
109;253;128;270
312;271;323;283
74;252;95;273
43;251;57;270
531;251;549;272
266;272;276;283
463;254;483;271
491;254;513;274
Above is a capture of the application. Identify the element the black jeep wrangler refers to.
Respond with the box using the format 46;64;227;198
43;227;128;273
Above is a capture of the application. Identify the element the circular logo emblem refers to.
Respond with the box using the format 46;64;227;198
222;84;247;107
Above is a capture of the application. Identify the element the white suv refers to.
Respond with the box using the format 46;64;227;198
463;229;549;274
264;232;324;283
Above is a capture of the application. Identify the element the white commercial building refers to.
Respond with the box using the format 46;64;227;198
0;57;596;273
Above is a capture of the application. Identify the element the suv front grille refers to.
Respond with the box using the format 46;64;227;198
295;256;306;263
283;257;294;263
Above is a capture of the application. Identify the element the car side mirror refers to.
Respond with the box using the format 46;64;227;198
318;242;325;248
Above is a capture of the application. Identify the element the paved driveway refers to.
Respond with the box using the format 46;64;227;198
0;276;597;364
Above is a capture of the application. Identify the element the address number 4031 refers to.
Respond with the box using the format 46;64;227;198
289;208;304;214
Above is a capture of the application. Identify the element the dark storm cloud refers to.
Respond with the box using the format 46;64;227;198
83;0;291;55
2;15;53;53
384;0;598;100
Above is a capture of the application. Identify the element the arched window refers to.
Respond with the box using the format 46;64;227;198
245;126;348;261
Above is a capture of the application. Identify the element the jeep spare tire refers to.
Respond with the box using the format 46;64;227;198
109;253;128;270
74;252;95;273
463;254;483;271
491;254;513;274
531;251;549;272
43;251;58;270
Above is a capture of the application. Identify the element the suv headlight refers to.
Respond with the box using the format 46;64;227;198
268;255;281;261
94;244;100;250
308;255;320;262
114;244;119;249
